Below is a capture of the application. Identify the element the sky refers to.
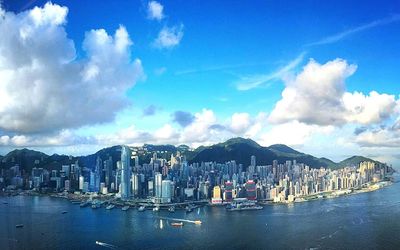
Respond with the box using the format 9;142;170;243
0;0;400;166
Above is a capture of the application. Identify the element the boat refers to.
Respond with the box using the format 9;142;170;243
61;211;68;214
80;201;90;207
185;205;195;213
194;220;202;225
171;222;183;227
168;206;175;213
138;206;146;212
153;206;160;212
106;204;115;210
91;202;101;209
122;206;130;211
16;224;24;228
3;202;8;204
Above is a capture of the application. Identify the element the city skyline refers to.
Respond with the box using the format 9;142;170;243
1;0;400;168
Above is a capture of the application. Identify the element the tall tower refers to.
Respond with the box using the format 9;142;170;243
251;155;256;167
120;145;132;200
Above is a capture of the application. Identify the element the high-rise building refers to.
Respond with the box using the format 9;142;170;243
104;156;113;189
120;145;132;200
251;155;256;167
161;180;172;203
245;180;257;200
211;185;222;204
155;173;162;203
79;175;84;190
224;181;233;201
131;173;139;197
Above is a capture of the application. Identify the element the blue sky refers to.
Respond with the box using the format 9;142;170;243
0;0;400;166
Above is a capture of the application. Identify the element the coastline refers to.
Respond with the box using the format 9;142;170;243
1;179;395;210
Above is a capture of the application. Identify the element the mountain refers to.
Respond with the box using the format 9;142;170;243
0;138;387;172
187;138;380;169
187;137;339;168
338;156;382;168
0;148;77;174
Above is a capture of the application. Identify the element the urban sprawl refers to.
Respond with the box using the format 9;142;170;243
1;145;393;211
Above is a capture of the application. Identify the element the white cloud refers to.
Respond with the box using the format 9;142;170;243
147;1;164;21
269;58;399;126
230;113;251;134
343;91;399;124
236;52;305;91
153;24;183;49
259;121;334;146
0;3;144;134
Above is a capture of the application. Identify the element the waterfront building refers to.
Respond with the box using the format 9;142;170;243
161;180;172;203
79;175;84;190
155;173;162;203
245;180;256;200
120;145;132;200
212;185;222;204
224;181;233;201
132;173;139;197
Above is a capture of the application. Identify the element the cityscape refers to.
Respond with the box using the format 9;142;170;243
1;0;400;249
1;142;394;210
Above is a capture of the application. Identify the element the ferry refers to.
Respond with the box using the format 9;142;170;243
16;224;24;228
106;204;115;210
171;222;183;227
226;198;263;211
138;206;146;212
61;211;68;214
122;206;130;211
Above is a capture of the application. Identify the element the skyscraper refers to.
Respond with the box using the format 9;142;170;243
161;180;172;203
251;155;256;167
155;172;162;203
120;145;132;200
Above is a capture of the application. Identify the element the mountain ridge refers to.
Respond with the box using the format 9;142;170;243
0;137;387;173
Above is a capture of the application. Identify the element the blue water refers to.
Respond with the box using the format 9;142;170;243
1;174;400;249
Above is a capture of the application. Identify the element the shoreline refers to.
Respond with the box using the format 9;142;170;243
1;179;395;210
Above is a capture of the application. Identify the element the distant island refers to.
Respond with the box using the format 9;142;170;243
0;137;395;211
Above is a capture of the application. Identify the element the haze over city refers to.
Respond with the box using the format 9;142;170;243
0;0;400;167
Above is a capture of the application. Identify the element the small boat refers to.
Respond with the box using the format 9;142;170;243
185;206;193;213
61;211;68;214
153;206;160;212
3;202;8;205
171;222;183;227
194;220;202;225
122;206;130;211
106;204;115;210
138;206;145;212
16;224;24;228
168;206;175;213
80;201;89;207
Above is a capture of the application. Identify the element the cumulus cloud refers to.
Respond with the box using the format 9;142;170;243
260;121;334;146
230;113;251;134
147;1;164;21
354;120;400;148
172;111;195;127
269;58;399;126
153;24;183;49
0;3;143;134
